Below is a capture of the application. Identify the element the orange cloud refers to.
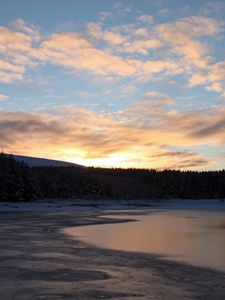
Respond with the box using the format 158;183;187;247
0;24;36;83
33;32;180;78
155;16;221;69
1;101;225;169
36;33;138;76
102;31;125;45
1;16;222;87
122;39;162;55
189;61;225;96
206;82;223;93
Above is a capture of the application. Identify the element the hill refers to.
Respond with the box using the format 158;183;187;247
10;154;83;168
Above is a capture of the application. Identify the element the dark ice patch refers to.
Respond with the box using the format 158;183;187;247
16;268;110;282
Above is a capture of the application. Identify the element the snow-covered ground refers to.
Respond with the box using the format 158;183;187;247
0;199;225;212
151;199;225;211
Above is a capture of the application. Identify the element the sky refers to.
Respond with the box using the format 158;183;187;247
0;0;225;170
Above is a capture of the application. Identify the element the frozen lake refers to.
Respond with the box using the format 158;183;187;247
64;209;225;272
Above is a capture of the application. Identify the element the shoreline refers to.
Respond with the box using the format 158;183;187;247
0;209;225;299
1;198;225;212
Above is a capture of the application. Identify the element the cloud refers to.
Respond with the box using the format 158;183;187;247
85;22;103;40
137;15;154;24
1;91;225;169
144;91;169;98
156;8;170;17
189;61;225;96
10;19;41;41
0;24;37;83
133;28;148;37
170;158;211;169
155;16;222;69
143;60;180;75
0;106;142;165
122;39;162;55
174;16;222;36
206;82;223;93
0;102;218;169
1;16;222;86
200;2;225;17
0;70;23;83
187;110;225;141
189;73;207;86
102;31;125;45
143;91;174;104
37;32;140;77
190;61;225;86
149;150;211;169
99;11;112;21
0;93;8;100
0;20;176;85
112;2;132;17
116;98;225;149
208;61;225;82
85;22;125;45
32;30;181;79
158;108;225;146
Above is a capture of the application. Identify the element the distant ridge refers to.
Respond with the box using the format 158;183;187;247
7;154;83;168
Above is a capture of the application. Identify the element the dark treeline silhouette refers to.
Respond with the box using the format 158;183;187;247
1;154;225;201
0;154;35;201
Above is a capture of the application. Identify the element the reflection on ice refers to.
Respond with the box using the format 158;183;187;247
64;210;225;271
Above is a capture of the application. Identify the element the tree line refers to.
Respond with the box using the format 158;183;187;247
1;154;225;201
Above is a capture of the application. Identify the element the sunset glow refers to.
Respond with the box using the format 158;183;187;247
0;0;225;169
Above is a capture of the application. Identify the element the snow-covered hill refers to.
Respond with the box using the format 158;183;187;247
10;154;83;168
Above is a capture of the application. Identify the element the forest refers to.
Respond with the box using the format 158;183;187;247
1;154;225;201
